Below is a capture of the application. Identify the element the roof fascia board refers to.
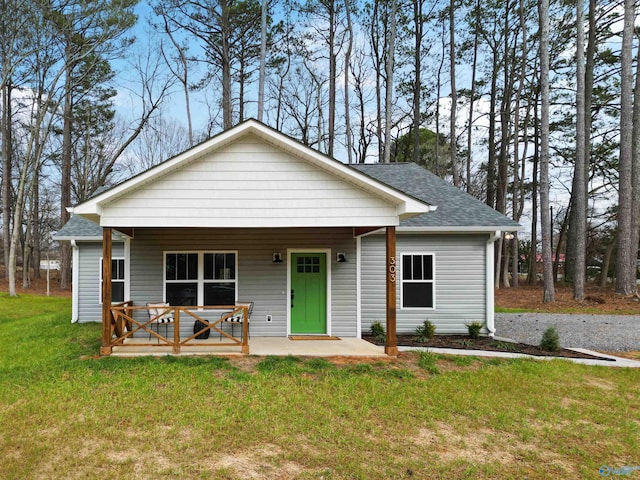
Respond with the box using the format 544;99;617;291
364;225;523;235
52;236;125;242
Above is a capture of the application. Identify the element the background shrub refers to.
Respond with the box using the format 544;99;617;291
540;326;560;351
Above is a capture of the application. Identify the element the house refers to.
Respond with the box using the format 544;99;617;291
54;119;520;356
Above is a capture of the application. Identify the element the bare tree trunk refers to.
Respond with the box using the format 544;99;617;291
257;0;267;122
158;6;194;146
383;0;397;163
527;88;539;286
59;40;73;289
32;172;41;280
630;21;640;291
465;0;480;192
435;21;446;175
502;238;511;288
539;0;555;302
22;204;32;289
486;47;498;208
2;82;12;277
511;0;527;289
344;0;353;164
570;0;587;300
600;238;615;288
449;0;459;186
370;0;384;161
615;0;635;295
412;0;423;165
553;207;569;282
327;0;336;158
565;0;598;288
221;0;233;129
495;237;503;289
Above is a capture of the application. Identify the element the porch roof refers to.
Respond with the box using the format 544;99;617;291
69;120;434;229
52;214;127;241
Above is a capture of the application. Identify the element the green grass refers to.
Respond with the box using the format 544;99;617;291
495;306;531;313
2;295;640;479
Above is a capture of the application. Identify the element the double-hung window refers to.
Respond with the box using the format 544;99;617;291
164;251;237;306
100;258;125;303
203;253;236;305
401;253;435;309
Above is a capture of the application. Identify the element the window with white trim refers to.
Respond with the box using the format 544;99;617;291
401;253;435;309
164;252;237;306
100;258;125;303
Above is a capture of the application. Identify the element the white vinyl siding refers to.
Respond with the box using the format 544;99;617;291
361;233;486;335
76;242;125;322
127;227;357;338
100;135;399;228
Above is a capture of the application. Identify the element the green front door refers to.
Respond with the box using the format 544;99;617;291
290;253;327;334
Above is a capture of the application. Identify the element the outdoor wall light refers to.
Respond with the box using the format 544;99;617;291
337;252;347;263
273;252;283;263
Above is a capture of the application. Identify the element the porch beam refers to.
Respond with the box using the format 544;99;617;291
113;227;134;238
353;226;382;237
385;226;398;356
100;227;113;356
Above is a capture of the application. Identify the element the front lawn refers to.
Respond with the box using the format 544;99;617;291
1;295;639;479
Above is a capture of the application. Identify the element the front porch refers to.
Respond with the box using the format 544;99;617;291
100;226;401;357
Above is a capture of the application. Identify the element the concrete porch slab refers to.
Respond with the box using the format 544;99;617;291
110;337;387;357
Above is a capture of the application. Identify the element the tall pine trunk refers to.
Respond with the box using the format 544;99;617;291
539;0;555;302
59;39;73;290
449;0;459;186
383;0;397;163
615;0;635;295
570;0;587;300
2;82;12;277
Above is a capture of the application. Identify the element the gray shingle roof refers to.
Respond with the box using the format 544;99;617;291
53;215;124;240
352;163;521;229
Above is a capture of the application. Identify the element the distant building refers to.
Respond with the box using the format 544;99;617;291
40;259;60;271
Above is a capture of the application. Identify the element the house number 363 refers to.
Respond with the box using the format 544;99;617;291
389;256;396;283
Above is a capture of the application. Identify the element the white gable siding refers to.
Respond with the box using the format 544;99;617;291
360;233;486;335
127;227;357;338
100;135;399;228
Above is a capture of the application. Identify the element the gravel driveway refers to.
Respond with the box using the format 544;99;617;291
495;313;640;352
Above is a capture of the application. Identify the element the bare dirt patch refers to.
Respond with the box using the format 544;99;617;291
0;268;71;297
495;284;640;315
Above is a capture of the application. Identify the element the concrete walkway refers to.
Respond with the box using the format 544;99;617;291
398;346;640;368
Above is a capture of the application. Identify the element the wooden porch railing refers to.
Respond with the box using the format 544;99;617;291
105;304;249;355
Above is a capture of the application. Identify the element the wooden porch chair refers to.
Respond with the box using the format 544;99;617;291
220;302;253;340
146;302;175;341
